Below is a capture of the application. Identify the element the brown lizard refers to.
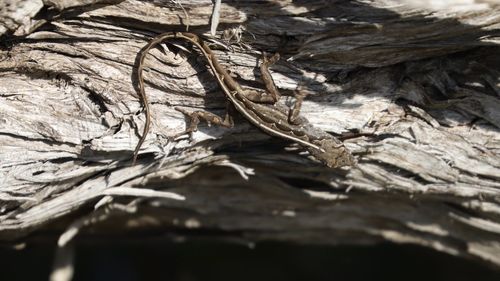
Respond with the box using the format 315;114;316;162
134;32;354;168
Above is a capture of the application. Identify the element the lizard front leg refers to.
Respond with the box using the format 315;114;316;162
239;52;308;125
257;53;310;126
288;90;308;124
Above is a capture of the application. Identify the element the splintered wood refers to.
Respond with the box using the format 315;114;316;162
1;0;500;267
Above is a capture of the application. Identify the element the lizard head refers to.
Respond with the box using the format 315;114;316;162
308;138;355;168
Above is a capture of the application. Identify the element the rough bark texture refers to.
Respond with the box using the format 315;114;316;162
1;0;500;269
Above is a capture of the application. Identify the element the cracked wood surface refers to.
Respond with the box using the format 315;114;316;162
1;0;500;267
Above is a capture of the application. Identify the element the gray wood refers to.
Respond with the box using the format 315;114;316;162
1;0;500;269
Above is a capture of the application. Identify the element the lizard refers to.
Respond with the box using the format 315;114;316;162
134;32;354;168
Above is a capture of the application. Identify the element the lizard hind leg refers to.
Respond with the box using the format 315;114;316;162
173;106;234;140
258;52;281;103
236;52;282;104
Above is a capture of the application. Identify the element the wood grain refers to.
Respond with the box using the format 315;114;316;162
1;0;500;268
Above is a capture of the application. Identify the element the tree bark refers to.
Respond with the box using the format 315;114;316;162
1;0;500;268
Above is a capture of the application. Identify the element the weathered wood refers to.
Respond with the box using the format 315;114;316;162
1;0;500;270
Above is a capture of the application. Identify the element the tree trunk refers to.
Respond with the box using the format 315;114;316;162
1;0;500;270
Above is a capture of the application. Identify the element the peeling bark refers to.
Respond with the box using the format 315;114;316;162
1;0;500;269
